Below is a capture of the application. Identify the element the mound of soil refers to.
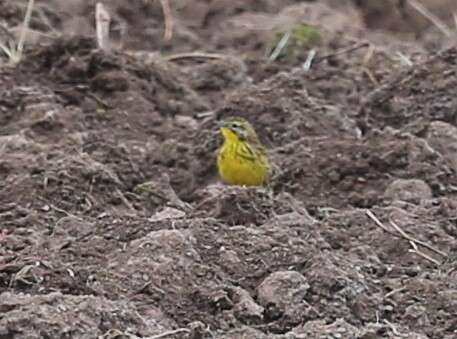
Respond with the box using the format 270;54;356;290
1;0;457;338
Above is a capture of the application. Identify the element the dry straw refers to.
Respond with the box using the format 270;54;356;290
0;0;34;65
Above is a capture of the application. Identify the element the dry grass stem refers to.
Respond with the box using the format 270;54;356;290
366;209;447;266
362;44;375;64
302;49;317;71
408;240;441;266
269;30;291;61
383;320;409;337
165;51;227;61
17;0;35;55
95;2;111;50
384;286;407;298
407;0;452;37
160;0;173;41
396;51;414;66
389;219;447;258
314;42;370;64
114;187;136;212
0;0;34;65
361;66;379;86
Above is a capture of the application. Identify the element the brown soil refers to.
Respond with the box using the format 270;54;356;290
1;0;457;338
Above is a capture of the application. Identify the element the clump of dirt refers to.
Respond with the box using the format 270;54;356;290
355;0;457;38
0;292;175;338
361;48;457;132
1;0;457;338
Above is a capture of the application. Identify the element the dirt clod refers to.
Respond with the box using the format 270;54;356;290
384;178;433;203
1;0;457;338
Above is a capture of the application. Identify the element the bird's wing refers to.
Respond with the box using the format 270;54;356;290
235;142;257;161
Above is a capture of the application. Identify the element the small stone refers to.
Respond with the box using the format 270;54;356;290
384;179;432;203
257;271;309;309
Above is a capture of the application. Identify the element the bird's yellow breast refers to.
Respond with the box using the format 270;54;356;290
217;140;270;186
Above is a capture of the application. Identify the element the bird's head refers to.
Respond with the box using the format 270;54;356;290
219;116;258;143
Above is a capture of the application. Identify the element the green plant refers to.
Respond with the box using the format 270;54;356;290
269;23;321;61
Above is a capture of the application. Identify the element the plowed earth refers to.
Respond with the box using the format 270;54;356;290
0;1;457;338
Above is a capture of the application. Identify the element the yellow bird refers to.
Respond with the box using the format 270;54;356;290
217;116;271;186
